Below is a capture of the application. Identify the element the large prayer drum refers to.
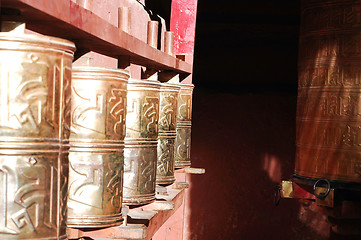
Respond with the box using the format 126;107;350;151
296;0;361;184
0;32;75;239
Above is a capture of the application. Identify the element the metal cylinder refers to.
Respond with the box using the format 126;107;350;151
147;21;159;49
67;67;129;228
118;7;131;34
123;79;160;205
76;0;93;10
174;83;194;168
164;31;175;56
0;33;75;239
156;83;180;186
296;0;361;183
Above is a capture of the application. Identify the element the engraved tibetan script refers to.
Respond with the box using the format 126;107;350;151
109;89;126;136
302;4;361;32
140;153;156;192
157;139;172;175
298;92;361;118
298;122;361;148
159;94;175;131
105;158;122;209
178;94;191;121
68;159;103;209
142;96;159;135
0;54;56;132
176;127;191;160
71;87;106;135
0;156;58;234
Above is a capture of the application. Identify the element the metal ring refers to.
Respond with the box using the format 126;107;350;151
274;185;281;206
313;178;331;200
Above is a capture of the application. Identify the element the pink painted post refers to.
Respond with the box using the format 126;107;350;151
170;1;198;238
170;0;198;55
153;1;198;239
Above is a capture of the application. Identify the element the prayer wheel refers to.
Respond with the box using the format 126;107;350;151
156;83;180;186
67;67;129;228
174;83;194;168
296;0;361;185
123;79;160;205
0;32;75;239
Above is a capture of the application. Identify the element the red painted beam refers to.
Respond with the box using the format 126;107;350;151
1;0;192;74
170;0;198;55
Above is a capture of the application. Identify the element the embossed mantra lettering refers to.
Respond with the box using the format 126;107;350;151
143;97;159;134
299;93;361;117
302;5;361;31
159;94;175;130
300;34;361;61
299;124;361;148
0;157;57;233
299;65;361;87
158;139;171;174
178;94;191;121
0;54;53;131
71;87;105;134
176;128;191;160
105;158;122;209
69;161;103;209
140;156;155;192
109;89;126;135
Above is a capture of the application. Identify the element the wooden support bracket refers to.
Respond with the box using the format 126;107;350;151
67;188;184;240
172;182;189;189
175;167;205;174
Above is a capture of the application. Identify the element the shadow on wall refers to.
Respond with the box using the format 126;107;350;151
187;86;331;240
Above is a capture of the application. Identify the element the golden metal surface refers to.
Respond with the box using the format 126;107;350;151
67;67;129;228
296;0;361;183
0;32;75;239
123;79;161;205
174;83;194;168
281;181;295;199
156;83;180;186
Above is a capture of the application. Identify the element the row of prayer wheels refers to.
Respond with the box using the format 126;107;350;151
0;25;193;238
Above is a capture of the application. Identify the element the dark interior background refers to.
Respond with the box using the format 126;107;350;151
188;0;332;239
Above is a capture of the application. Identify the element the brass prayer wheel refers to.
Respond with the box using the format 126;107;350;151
174;83;194;168
296;0;361;184
0;32;75;239
67;67;129;228
156;83;180;186
123;79;160;205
